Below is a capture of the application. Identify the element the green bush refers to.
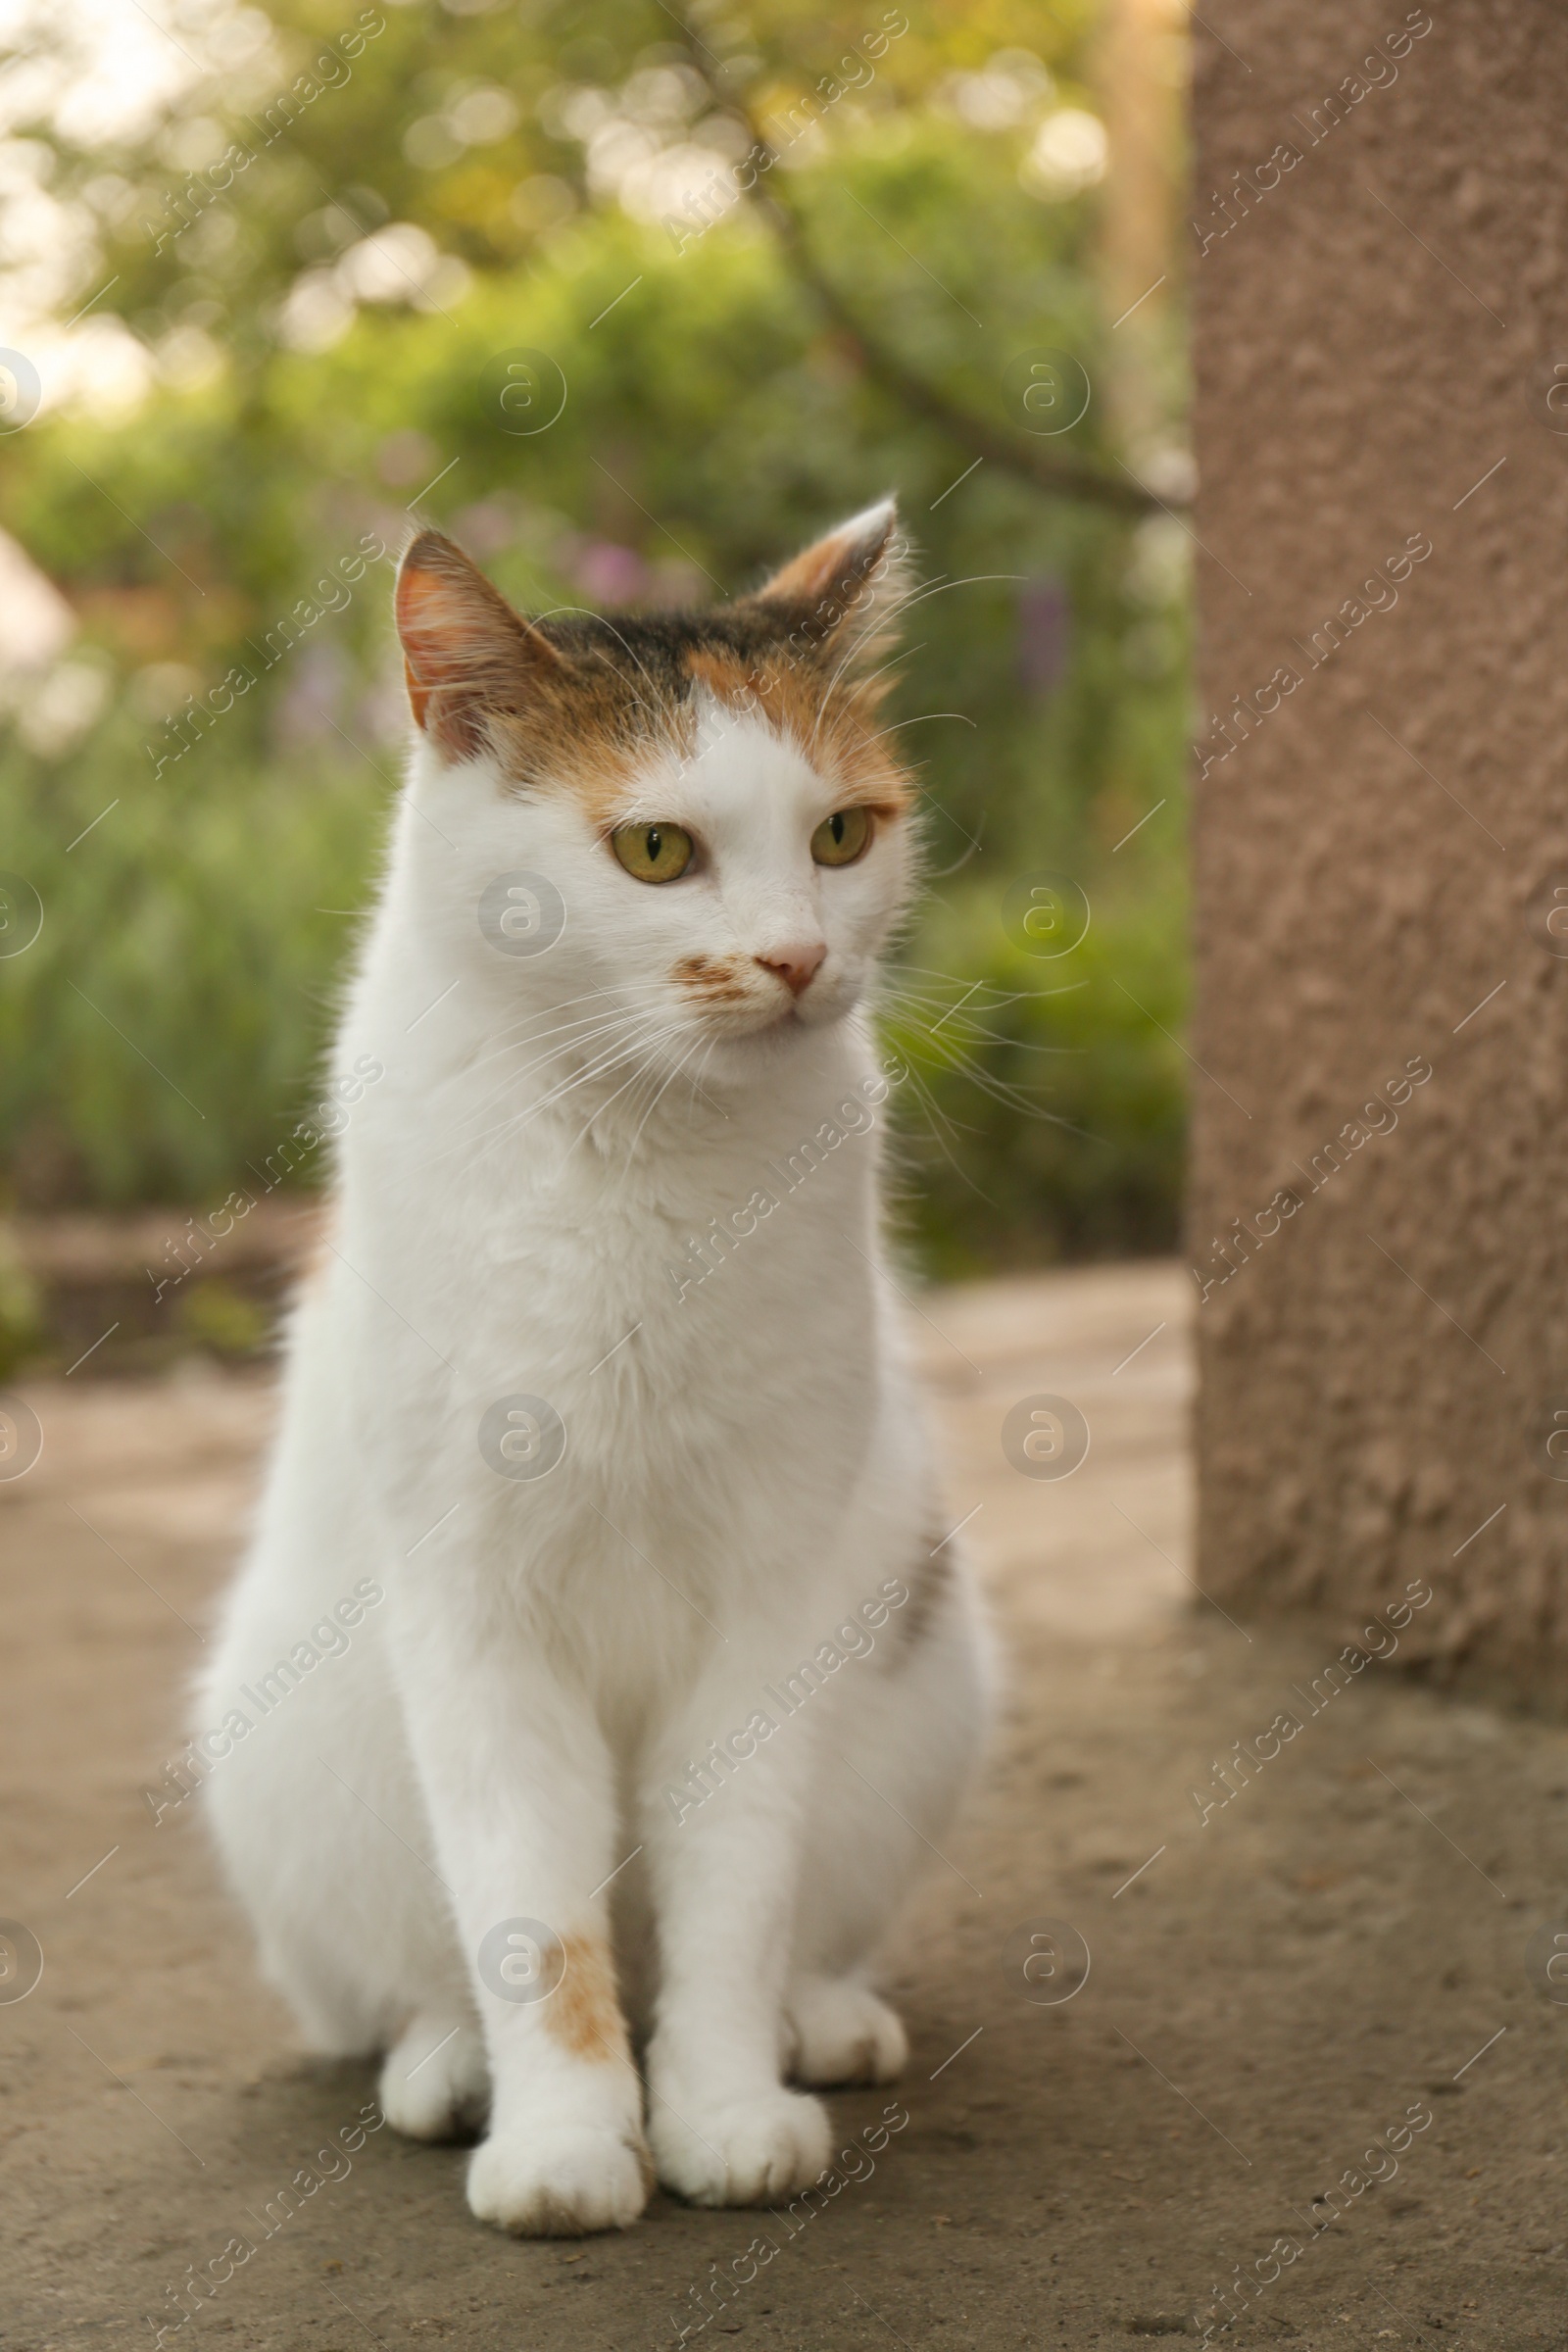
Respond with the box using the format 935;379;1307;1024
884;871;1187;1276
0;713;391;1204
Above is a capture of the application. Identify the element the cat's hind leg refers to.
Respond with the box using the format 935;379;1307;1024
252;1919;390;2062
219;1682;496;2140
784;1971;906;2086
379;2009;490;2140
202;1503;478;2110
787;1551;990;2084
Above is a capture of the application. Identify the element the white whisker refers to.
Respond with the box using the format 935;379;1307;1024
429;1013;674;1175
559;1024;692;1161
618;1029;710;1166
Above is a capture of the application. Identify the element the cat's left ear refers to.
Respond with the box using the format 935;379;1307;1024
743;498;910;665
395;528;564;761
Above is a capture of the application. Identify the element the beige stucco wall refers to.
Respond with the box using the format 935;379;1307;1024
1189;1;1568;1706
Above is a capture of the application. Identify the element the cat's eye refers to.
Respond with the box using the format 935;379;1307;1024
611;822;694;884
810;808;872;867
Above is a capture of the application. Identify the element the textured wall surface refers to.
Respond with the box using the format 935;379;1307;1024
1190;1;1568;1708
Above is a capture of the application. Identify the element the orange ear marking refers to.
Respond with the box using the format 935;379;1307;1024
746;500;902;627
402;658;431;731
393;528;563;760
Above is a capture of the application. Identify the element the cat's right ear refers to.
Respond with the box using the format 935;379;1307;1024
395;530;564;762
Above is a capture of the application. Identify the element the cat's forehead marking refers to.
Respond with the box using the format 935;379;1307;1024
486;608;910;824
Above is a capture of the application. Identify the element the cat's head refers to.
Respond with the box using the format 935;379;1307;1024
392;501;916;1083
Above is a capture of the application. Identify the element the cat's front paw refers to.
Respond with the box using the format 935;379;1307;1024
466;2123;653;2237
649;2085;831;2207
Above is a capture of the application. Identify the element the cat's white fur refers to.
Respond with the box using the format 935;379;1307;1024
201;503;990;2236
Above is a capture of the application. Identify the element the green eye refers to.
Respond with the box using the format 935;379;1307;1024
810;808;872;867
611;822;694;884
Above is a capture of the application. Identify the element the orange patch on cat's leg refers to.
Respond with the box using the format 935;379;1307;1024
545;1933;633;2068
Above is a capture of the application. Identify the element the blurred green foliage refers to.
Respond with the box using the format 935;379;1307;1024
885;875;1187;1276
0;0;1189;1270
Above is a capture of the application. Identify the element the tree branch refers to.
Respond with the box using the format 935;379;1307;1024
674;42;1180;519
754;173;1168;519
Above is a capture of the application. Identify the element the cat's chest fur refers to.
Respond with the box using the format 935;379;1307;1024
322;1003;899;1642
341;985;884;1373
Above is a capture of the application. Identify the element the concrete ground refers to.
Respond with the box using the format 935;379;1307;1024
2;1261;1565;2349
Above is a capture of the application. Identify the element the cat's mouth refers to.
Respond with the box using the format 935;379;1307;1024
726;994;852;1052
739;976;844;1033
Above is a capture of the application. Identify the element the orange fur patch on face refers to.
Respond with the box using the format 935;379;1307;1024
545;1933;632;2066
480;670;669;827
671;951;753;1004
682;648;912;820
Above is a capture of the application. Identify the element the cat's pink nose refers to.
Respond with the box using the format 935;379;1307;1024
757;943;826;998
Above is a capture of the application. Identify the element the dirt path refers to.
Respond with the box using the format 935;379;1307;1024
2;1262;1564;2350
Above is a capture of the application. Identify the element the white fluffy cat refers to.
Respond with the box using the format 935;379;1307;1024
201;498;990;2236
